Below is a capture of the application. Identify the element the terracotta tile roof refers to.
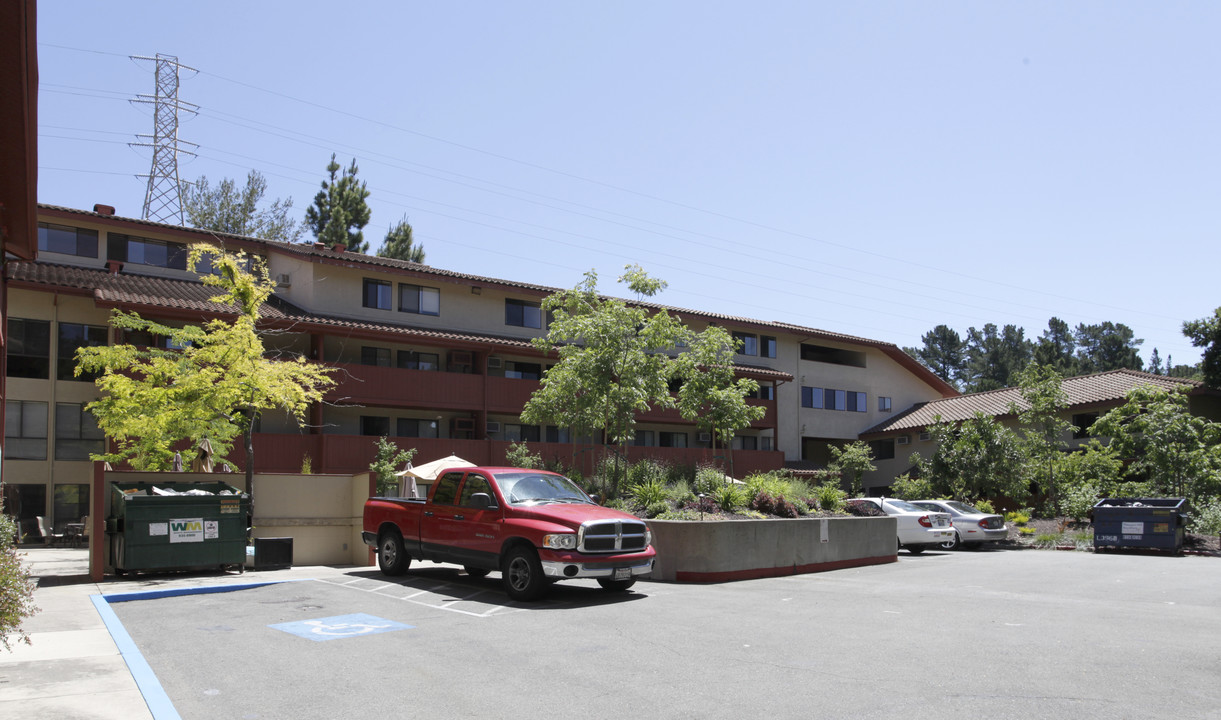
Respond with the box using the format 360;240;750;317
861;369;1205;436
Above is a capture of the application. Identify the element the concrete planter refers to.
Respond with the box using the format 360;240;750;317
647;516;897;583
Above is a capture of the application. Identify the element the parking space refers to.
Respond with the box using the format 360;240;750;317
101;551;1221;719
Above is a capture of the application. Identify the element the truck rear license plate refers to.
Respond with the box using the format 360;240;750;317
613;567;631;581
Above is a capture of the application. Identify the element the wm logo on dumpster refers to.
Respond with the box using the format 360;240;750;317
169;517;205;543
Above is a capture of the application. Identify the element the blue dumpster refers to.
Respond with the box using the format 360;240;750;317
1092;497;1187;554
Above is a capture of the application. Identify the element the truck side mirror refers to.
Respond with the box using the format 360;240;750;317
469;493;497;510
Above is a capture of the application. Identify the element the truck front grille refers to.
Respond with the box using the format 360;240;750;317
578;520;649;554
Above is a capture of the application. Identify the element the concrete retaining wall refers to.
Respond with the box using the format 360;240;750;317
648;516;897;582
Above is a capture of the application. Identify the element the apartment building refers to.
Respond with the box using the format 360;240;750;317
3;204;957;533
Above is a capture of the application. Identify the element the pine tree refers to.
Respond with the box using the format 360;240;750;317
378;216;426;263
304;154;372;253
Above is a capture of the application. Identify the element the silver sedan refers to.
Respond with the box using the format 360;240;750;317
911;500;1008;550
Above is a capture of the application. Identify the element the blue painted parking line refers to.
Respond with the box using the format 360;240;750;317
270;612;414;642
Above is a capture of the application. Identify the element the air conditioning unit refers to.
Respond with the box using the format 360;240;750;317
486;421;501;434
275;273;291;287
487;357;503;370
896;435;910;446
698;432;712;443
918;432;931;442
451;417;475;433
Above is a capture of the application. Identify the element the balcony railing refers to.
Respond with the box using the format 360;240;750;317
325;363;484;410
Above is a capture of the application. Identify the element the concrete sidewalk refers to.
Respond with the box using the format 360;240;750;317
0;546;354;719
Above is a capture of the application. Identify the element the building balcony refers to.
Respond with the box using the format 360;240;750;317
325;363;485;410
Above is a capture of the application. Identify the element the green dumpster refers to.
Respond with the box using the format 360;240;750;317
108;481;249;574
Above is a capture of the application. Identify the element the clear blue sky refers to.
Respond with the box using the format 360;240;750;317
35;1;1219;367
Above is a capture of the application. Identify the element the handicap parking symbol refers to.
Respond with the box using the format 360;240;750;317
270;613;414;642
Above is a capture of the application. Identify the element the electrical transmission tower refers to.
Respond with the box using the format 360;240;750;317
130;53;198;225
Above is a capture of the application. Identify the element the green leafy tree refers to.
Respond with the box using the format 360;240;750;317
1012;364;1074;515
182;170;303;242
1183;307;1221;389
1090;384;1221;500
305;154;372;253
76;245;337;520
520;266;689;497
504;441;544;469
1073;321;1143;374
918;414;1032;504
907;325;966;389
1055;440;1123;520
673;325;767;478
370;437;417;496
0;508;38;651
377;215;425;263
1033;317;1077;375
828;441;876;496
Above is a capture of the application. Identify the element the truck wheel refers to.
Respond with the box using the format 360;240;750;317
502;546;546;601
378;531;410;576
464;566;490;579
597;578;636;593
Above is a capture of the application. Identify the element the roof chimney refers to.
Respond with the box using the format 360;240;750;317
312;241;326;250
330;243;346;253
93;204;115;216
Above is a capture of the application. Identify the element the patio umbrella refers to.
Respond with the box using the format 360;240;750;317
395;454;475;481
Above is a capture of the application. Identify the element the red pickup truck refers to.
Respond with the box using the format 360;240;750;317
362;466;656;601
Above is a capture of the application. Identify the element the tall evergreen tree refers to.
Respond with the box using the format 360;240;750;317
1033;317;1077;375
963;324;1032;392
378;216;426;263
181;171;302;242
1147;347;1164;375
911;325;966;388
1183;306;1221;389
305;154;372;253
1073;322;1143;374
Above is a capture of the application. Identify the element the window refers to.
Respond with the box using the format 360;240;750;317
659;431;688;448
397;418;439;438
800;343;866;368
505;299;542;329
397;351;439;371
459;475;494;507
504;424;541;442
57;323;108;381
868;439;896;460
761;336;777;359
761;437;773;451
7;318;50;379
733;332;758;356
5;400;47;460
633;430;655;447
399;284;440;315
55;403;105;461
53;485;90;530
879;396;892;413
363;279;392;310
545;426;570;443
826;389;847;411
38;223;98;258
108;234;188;270
736;436;758;451
361;346;391;367
1072;413;1099;440
801;386;824;409
431;472;462;505
746;385;775;400
359;416;390;436
503;361;541;380
846;391;867;413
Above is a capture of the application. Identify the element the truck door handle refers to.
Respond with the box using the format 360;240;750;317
454;514;465;521
423;511;433;517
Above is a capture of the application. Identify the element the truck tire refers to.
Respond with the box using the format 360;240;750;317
502;546;546;601
597;578;636;593
378;530;410;576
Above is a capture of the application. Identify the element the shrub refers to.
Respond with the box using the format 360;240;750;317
1190;499;1221;536
1061;482;1100;522
694;464;727;495
975;499;995;514
627;458;668;488
505;441;543;470
1005;510;1031;526
628;476;668;507
667;479;696;507
712;484;747;513
890;473;935;500
0;509;38;650
1018;526;1037;536
842;499;886;517
814;482;847;513
644;500;670;518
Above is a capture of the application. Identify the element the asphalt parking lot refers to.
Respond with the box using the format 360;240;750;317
103;548;1221;720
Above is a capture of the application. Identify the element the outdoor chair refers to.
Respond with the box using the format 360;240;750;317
36;516;65;546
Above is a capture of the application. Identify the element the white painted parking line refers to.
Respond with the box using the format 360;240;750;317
315;576;530;618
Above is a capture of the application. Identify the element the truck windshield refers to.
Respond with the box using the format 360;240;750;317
496;472;591;505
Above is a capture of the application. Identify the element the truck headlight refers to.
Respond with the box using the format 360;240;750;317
543;533;577;550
